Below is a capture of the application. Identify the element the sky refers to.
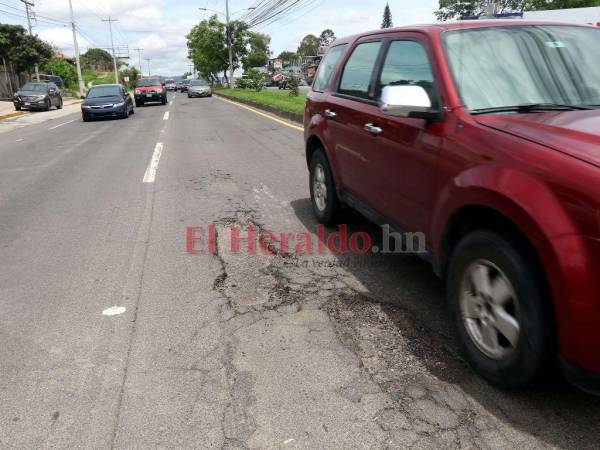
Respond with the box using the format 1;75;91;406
0;0;439;76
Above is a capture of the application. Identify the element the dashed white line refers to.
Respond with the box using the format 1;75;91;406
163;111;170;120
142;142;164;183
15;138;24;142
49;119;75;130
102;306;126;316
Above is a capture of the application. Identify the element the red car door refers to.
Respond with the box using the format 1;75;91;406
323;39;385;201
364;36;445;236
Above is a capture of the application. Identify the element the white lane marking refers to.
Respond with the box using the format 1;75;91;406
143;142;164;183
169;100;173;105
16;138;24;142
163;111;169;120
49;119;75;130
102;306;126;316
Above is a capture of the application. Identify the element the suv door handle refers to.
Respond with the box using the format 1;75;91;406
364;123;383;135
324;109;337;118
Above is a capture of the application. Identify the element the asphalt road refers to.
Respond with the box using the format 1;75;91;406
1;93;599;449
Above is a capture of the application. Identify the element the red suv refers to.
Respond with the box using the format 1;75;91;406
304;20;600;394
134;77;167;107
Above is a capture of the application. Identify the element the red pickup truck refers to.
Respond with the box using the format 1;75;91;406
304;20;600;394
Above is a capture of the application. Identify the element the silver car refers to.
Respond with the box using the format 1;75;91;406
187;80;212;98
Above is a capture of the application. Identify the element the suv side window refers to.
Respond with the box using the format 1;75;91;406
337;41;382;99
377;40;435;101
313;44;347;92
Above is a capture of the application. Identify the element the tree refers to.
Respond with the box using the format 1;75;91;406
80;48;113;71
381;3;393;28
242;32;271;69
119;65;140;88
297;34;320;57
431;0;593;21
42;58;77;88
187;15;250;82
319;29;336;47
0;24;53;74
277;51;296;67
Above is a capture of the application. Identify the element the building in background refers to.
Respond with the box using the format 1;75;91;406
523;6;600;26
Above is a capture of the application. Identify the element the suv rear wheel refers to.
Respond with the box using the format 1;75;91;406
447;230;553;389
309;149;342;226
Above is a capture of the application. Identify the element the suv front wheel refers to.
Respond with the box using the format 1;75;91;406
309;149;341;226
447;230;553;389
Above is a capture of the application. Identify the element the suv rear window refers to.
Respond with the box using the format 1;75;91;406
136;79;161;87
313;44;347;92
337;41;382;99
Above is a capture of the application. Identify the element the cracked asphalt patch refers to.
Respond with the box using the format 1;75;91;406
208;206;600;449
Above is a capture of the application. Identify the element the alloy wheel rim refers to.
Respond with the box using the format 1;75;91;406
459;259;520;360
313;164;327;212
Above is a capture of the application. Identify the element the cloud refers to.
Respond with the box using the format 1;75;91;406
38;27;91;53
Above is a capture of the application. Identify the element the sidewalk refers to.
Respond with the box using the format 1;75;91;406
0;97;81;120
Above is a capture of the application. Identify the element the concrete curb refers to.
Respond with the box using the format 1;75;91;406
213;92;303;124
0;111;28;120
0;98;81;121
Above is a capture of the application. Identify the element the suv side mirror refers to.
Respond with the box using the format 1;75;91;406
380;85;442;121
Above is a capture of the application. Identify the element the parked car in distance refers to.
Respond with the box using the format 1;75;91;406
165;79;177;91
305;20;600;395
134;77;167;106
81;84;134;122
179;79;191;93
13;82;62;111
187;79;212;98
39;74;64;88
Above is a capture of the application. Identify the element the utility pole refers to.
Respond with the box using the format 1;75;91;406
102;16;119;84
20;0;39;81
68;0;84;97
225;0;233;88
188;63;194;78
144;58;152;76
133;48;143;76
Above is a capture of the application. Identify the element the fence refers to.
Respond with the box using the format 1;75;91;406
0;68;28;100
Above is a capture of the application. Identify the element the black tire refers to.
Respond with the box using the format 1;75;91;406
130;105;135;114
44;99;51;111
187;94;191;98
447;230;553;389
309;149;342;226
135;101;143;107
15;104;21;111
82;114;90;122
161;96;167;105
56;98;63;109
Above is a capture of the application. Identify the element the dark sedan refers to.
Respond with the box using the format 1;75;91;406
81;84;134;122
13;82;63;111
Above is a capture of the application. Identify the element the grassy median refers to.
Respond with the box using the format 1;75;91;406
214;88;306;117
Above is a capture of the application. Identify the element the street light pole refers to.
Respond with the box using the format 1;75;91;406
68;0;85;97
199;5;255;88
225;0;233;88
20;0;39;81
134;48;144;77
102;16;119;84
145;58;151;76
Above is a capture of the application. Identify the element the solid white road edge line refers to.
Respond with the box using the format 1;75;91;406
143;142;164;183
163;111;169;120
49;119;76;130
